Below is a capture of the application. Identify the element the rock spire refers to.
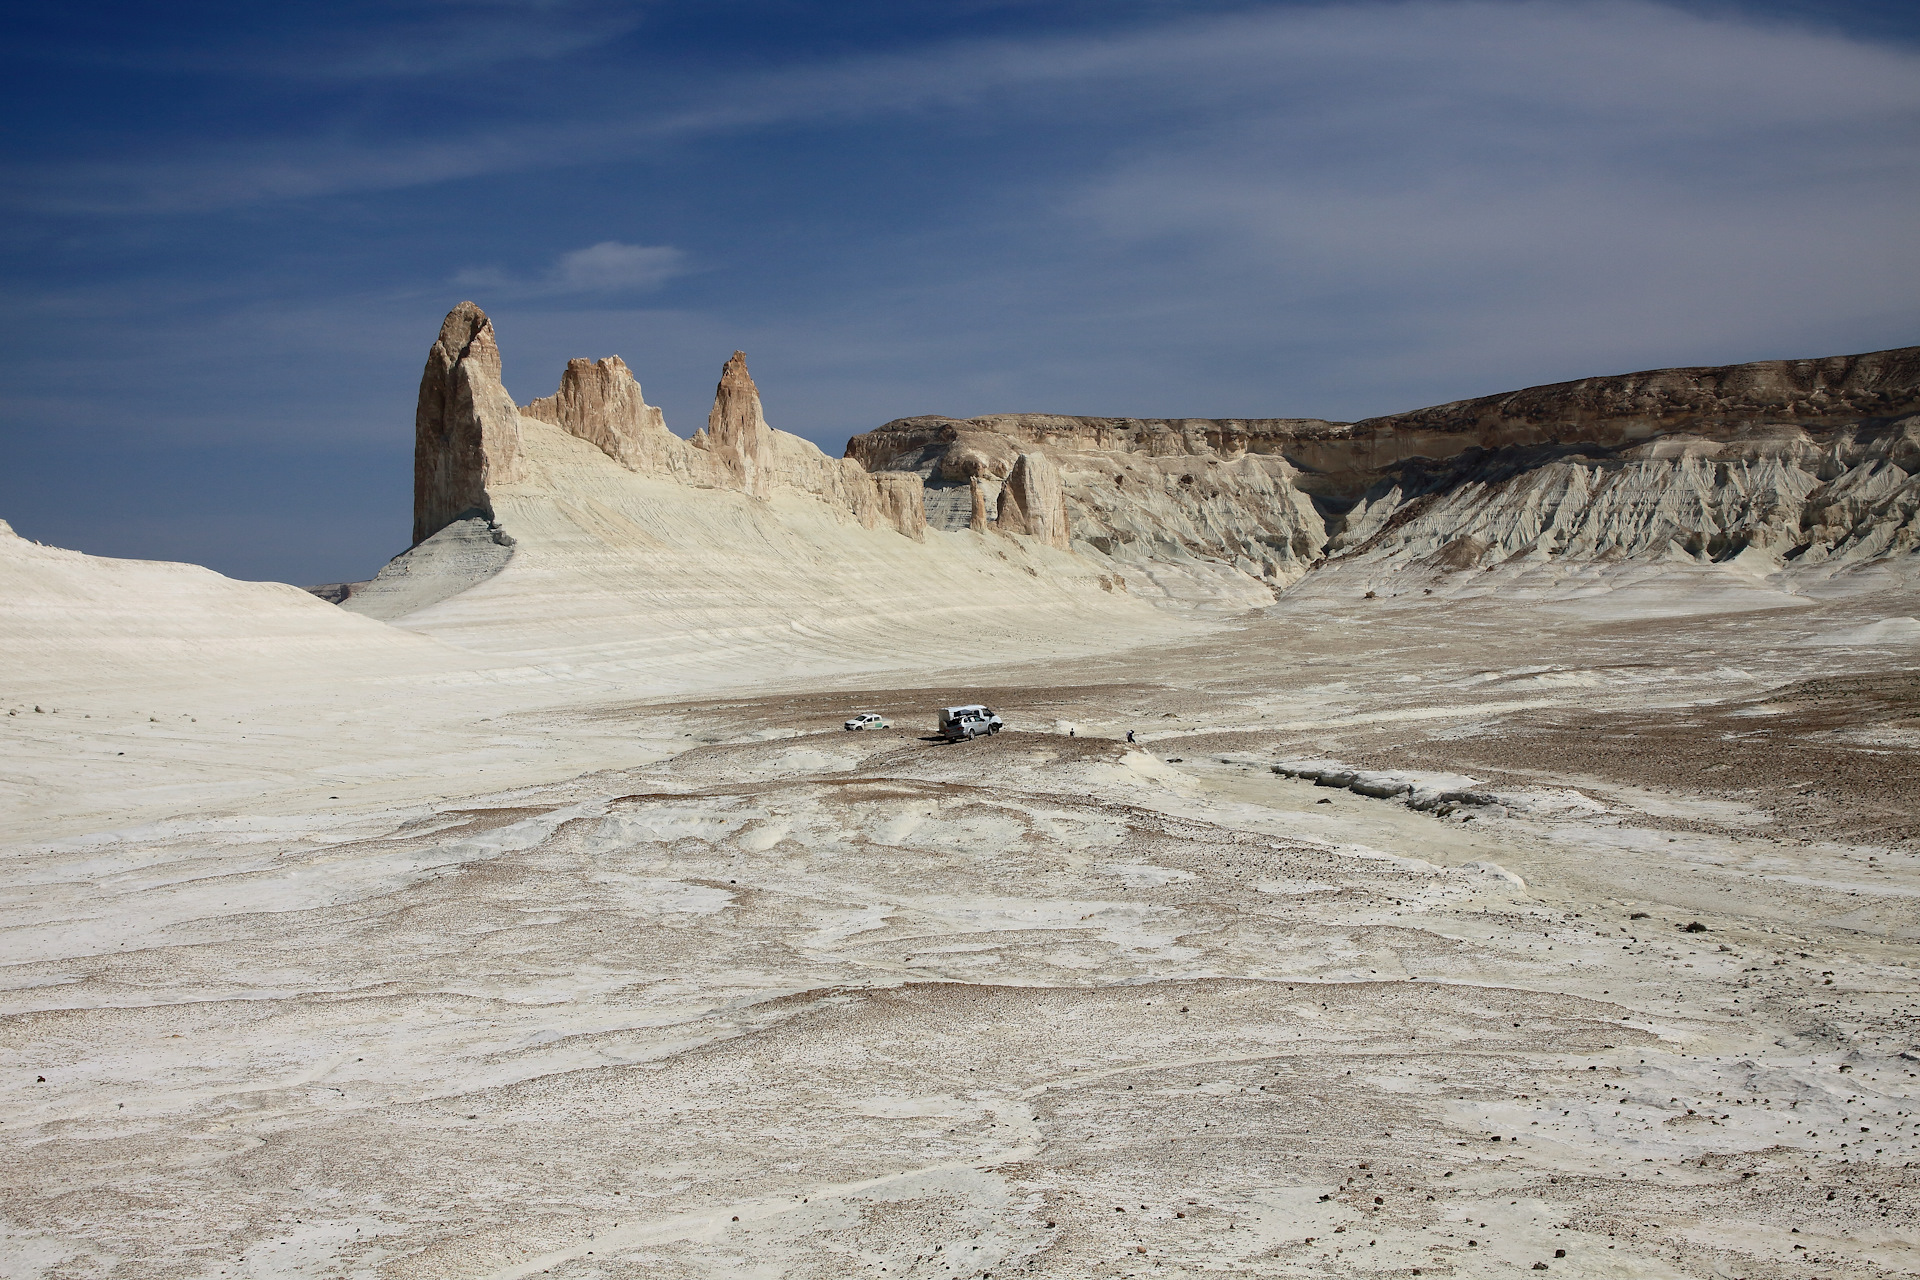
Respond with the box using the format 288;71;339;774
995;452;1071;549
699;351;777;498
413;302;524;546
409;311;932;548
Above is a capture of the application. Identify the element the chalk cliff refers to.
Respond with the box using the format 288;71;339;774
849;413;1336;604
845;345;1920;596
410;304;929;553
413;302;525;546
385;302;1919;627
348;304;1142;656
994;452;1070;550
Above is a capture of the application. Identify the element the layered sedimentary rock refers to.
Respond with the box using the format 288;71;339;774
694;352;777;498
401;300;1917;623
345;304;1172;661
414;303;525;546
1315;349;1920;573
520;356;687;478
1350;346;1920;458
873;471;928;544
850;413;1334;602
845;345;1920;592
1325;421;1920;573
994;452;1070;550
411;303;928;549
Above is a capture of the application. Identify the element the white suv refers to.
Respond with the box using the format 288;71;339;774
938;705;1004;740
843;712;891;731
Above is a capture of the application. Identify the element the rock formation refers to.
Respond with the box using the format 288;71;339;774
1322;420;1920;573
694;352;778;498
851;413;1332;601
873;471;928;544
521;356;683;477
406;303;927;553
414;303;524;546
995;452;1070;550
395;301;1917;620
1351;346;1920;454
348;304;1148;651
844;345;1920;593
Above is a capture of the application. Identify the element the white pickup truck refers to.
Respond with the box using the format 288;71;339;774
843;712;891;731
938;705;1004;741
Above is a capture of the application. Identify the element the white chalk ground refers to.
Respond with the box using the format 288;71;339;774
3;508;1918;1279
0;448;1191;842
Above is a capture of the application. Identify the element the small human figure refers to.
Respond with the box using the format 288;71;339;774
1126;729;1136;744
1069;728;1076;737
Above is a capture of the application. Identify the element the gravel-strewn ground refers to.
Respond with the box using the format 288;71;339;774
3;584;1916;1279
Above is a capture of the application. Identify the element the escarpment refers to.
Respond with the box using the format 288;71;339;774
346;302;1167;657
844;344;1920;594
409;304;929;550
384;303;1917;624
851;413;1333;603
1315;352;1920;572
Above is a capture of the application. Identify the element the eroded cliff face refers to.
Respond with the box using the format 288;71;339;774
844;345;1920;593
361;304;1148;645
521;356;684;477
405;305;1917;617
694;352;778;498
995;452;1070;550
850;413;1333;601
411;304;926;547
413;303;525;546
1350;347;1920;456
1319;352;1920;575
1329;421;1920;574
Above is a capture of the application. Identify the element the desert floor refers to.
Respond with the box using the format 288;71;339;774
3;577;1918;1279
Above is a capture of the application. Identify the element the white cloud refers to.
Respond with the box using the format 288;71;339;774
15;3;1918;219
13;2;1918;432
18;1;644;82
1029;2;1920;394
453;241;689;298
551;241;688;292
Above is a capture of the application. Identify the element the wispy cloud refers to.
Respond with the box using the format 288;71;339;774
551;241;688;291
12;0;647;82
12;3;1918;218
454;241;690;297
10;1;1919;583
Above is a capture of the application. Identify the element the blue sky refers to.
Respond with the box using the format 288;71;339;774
4;0;1917;584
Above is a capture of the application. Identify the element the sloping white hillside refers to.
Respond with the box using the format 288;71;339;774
344;303;1198;681
373;414;1192;682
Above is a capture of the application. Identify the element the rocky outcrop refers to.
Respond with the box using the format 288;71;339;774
851;413;1331;597
414;303;525;546
1305;347;1920;521
694;352;777;498
843;345;1920;591
995;452;1070;550
304;582;362;605
873;472;927;543
846;414;1347;480
345;516;517;621
1327;418;1920;573
400;302;1918;620
521;356;700;481
1351;347;1920;451
409;304;928;552
849;348;1920;503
